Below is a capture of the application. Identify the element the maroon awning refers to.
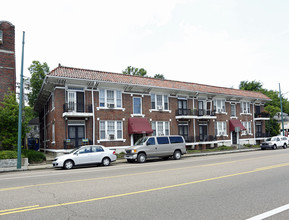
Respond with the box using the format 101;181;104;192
128;118;153;134
229;119;246;132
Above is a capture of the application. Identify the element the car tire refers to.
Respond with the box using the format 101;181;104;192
272;145;277;150
63;160;74;169
127;159;135;163
137;153;146;163
283;144;287;149
102;157;111;166
173;150;181;160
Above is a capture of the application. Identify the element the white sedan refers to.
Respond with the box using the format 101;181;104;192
52;145;117;169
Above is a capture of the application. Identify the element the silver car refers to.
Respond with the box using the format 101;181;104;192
52;145;117;169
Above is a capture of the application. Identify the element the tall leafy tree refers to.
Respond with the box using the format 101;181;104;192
27;61;49;107
122;66;147;77
154;74;165;80
239;80;263;92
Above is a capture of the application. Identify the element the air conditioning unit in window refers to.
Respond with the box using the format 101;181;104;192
220;131;224;136
157;105;163;111
109;134;115;140
108;103;115;108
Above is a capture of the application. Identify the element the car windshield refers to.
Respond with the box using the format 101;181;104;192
70;147;81;154
135;137;148;145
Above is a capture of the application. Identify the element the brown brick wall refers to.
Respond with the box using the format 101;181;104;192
0;21;16;103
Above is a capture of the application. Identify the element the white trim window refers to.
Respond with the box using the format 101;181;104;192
151;121;170;136
213;99;226;113
241;121;251;135
52;122;55;144
99;120;123;140
51;91;54;110
133;97;142;115
99;89;122;108
241;101;250;114
230;104;236;117
215;121;227;136
151;94;169;110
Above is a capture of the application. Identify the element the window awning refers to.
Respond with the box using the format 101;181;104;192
229;119;246;132
128;118;153;134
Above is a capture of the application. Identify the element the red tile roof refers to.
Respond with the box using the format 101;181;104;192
48;66;270;101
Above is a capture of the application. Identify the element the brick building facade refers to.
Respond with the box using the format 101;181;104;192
34;65;271;153
0;21;16;102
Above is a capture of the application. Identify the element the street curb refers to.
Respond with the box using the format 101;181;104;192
0;148;260;173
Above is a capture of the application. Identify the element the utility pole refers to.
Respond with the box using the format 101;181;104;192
17;31;25;169
279;83;284;136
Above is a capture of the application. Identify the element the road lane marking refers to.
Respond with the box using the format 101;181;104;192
0;161;237;192
1;152;286;181
1;162;289;216
247;203;289;220
0;205;39;213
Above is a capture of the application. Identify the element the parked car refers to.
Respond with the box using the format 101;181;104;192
260;136;288;150
52;145;117;169
124;135;187;163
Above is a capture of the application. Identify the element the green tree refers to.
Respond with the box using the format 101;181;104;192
0;93;20;149
239;80;263;92
154;74;165;80
122;66;147;77
27;61;49;107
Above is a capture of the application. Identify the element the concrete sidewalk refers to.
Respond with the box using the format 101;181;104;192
0;148;260;173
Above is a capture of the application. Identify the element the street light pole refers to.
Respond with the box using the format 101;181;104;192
17;31;25;169
279;83;284;136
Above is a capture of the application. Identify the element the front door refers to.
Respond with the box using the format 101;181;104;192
178;124;189;141
68;126;85;148
199;125;208;141
232;131;237;144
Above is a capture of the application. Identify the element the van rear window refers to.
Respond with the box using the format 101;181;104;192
157;137;169;145
169;136;184;143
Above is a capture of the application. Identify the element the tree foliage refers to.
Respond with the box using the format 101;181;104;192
122;66;166;79
0;92;34;150
154;74;165;80
27;61;49;107
239;80;263;92
122;66;147;77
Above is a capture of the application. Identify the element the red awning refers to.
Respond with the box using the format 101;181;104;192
128;118;153;134
229;119;246;132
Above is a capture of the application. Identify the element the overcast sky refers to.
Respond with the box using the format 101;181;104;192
2;0;289;98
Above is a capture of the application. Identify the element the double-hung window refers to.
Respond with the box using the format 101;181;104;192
215;121;227;136
99;120;123;140
241;102;250;114
151;121;170;136
151;94;169;110
99;89;122;108
241;121;251;135
214;99;226;113
231;104;236;117
133;97;142;115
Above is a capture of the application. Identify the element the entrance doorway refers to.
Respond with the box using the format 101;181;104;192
133;133;145;145
232;131;237;144
68;126;85;148
199;125;208;141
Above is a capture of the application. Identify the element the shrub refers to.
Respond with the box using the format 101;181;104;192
0;150;18;159
22;150;46;163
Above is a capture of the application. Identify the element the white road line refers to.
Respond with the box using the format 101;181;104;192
247;203;289;220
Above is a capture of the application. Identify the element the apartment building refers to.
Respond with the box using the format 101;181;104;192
34;65;271;153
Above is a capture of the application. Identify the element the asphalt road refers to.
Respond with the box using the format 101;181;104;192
1;149;289;220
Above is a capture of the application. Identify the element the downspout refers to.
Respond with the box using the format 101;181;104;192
92;82;96;145
193;96;196;142
253;103;256;144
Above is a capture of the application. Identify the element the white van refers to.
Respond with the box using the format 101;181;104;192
124;135;187;163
